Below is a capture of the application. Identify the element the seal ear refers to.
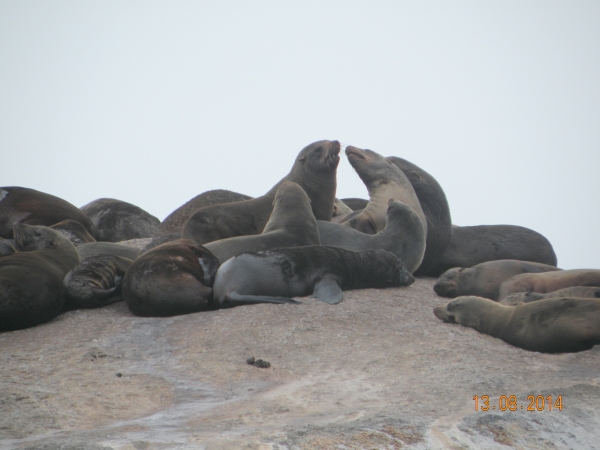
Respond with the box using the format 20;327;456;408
312;275;343;304
189;245;220;287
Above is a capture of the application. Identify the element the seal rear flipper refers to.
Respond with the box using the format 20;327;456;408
312;276;343;304
221;292;301;306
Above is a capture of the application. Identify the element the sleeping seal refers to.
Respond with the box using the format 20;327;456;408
212;246;415;307
434;295;600;353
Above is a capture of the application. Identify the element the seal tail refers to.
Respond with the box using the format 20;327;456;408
221;292;301;306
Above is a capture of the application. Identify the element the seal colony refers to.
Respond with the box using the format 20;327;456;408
2;138;599;355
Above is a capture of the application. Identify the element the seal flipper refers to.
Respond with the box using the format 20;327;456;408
221;292;301;306
312;275;343;304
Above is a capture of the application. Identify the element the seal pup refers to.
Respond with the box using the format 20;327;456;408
212;246;415;307
340;146;426;235
386;156;452;276
0;186;97;240
205;181;320;264
80;198;160;242
318;199;426;274
427;224;558;277
77;242;141;261
50;219;96;246
182;140;340;245
500;286;600;305
434;296;600;353
434;260;562;301
1;224;80;331
498;269;600;300
63;255;133;310
122;239;220;317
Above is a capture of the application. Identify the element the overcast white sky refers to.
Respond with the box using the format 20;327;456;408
1;1;599;270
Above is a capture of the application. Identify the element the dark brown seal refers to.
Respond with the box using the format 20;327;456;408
182;140;340;245
80;198;160;242
498;269;600;300
434;295;600;353
205;181;320;264
434;260;562;301
1;224;80;331
212;246;415;307
427;224;558;277
500;286;600;305
0;186;97;240
386;156;452;276
50;219;96;246
122;239;220;317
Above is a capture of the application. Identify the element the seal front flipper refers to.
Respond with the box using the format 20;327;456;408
221;292;301;306
312;275;343;304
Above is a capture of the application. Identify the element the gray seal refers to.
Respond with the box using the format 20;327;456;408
500;286;600;305
318;199;426;274
205;181;320;264
212;246;415;307
182;140;340;245
434;259;562;301
428;224;558;277
1;224;80;331
80;198;160;242
498;269;600;300
64;254;133;310
434;295;600;353
122;239;220;317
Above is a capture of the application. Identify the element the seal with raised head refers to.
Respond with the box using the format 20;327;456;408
205;181;320;264
64;254;133;310
1;224;80;331
50;219;96;246
500;286;600;305
434;259;562;301
80;198;160;242
498;269;600;300
386;156;452;276
0;186;97;240
434;295;600;353
122;239;220;317
212;246;415;307
318;199;426;274
182;140;340;245
340;146;427;235
427;224;558;277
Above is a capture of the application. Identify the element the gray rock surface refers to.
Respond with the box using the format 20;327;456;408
1;278;598;449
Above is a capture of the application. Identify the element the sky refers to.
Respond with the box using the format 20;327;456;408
1;1;599;270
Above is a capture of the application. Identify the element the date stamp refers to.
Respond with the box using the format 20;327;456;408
473;395;563;412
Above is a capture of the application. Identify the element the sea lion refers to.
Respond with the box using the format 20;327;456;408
77;242;141;261
64;255;133;310
318;199;427;273
1;224;80;331
182;140;340;245
205;181;320;264
212;246;415;307
386;156;452;276
434;296;600;353
498;269;600;300
339;198;369;212
500;286;600;305
50;219;96;246
340;146;426;235
427;224;558;277
122;239;220;317
0;186;97;239
80;198;160;242
434;260;562;301
0;238;17;256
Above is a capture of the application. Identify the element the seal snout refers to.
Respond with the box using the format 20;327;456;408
433;304;455;323
345;146;365;161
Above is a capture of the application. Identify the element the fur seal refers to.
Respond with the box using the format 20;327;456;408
205;181;320;264
434;295;600;353
50;219;96;246
122;239;220;317
498;269;600;300
80;198;160;242
77;242;141;261
1;224;80;331
318;199;427;273
212;246;415;307
0;186;97;240
182;140;340;245
434;260;562;301
500;286;600;305
64;255;133;310
386;156;452;276
427;224;558;277
340;146;426;235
